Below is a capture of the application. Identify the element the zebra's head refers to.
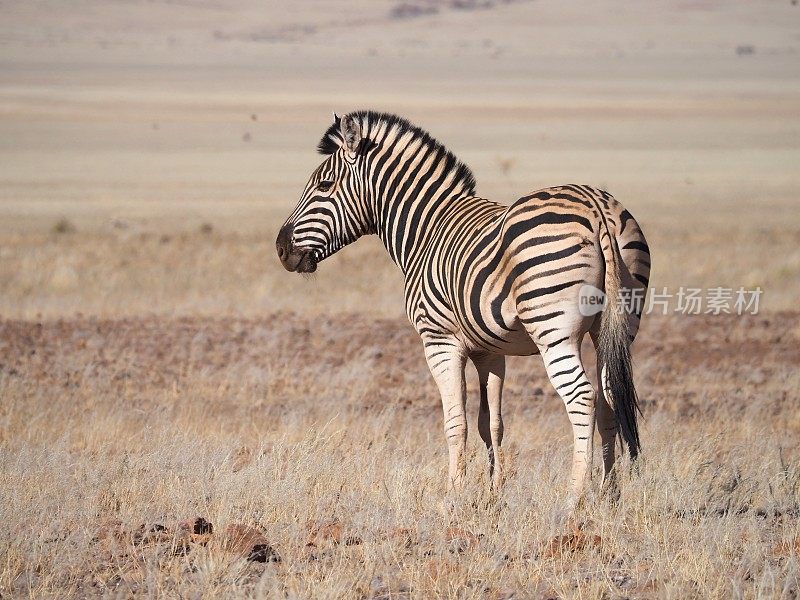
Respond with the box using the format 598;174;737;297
276;113;370;273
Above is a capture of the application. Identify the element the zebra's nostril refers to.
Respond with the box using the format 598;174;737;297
277;246;285;259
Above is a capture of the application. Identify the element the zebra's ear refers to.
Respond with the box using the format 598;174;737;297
332;111;339;123
340;114;361;153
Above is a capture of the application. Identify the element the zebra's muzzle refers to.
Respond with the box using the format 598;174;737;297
276;224;318;273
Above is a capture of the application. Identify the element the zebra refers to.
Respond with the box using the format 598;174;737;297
276;111;650;505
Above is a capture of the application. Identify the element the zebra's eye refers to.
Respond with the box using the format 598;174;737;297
316;180;334;193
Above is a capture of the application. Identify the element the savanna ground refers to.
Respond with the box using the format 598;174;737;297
2;1;800;598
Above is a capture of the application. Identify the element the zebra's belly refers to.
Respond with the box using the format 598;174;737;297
493;331;541;356
462;319;541;357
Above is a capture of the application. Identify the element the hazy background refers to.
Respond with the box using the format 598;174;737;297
1;0;798;317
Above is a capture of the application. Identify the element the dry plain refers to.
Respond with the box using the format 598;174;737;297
1;1;800;598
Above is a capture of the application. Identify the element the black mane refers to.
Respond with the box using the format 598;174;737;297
316;110;477;195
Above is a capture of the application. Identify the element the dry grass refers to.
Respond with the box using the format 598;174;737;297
0;227;406;319
1;314;799;598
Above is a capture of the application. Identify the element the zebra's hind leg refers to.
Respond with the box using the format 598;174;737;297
472;353;506;492
423;338;468;492
595;360;619;495
590;328;618;489
536;337;596;509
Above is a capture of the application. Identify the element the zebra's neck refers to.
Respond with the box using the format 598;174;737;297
359;121;489;274
369;187;485;274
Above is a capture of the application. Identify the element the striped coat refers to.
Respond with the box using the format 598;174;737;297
277;111;650;504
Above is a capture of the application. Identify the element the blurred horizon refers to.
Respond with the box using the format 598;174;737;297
1;0;799;316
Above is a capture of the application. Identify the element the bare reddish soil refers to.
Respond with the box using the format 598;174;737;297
1;311;797;415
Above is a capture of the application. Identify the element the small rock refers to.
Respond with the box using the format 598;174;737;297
126;517;215;555
177;516;213;535
175;516;214;548
222;523;280;563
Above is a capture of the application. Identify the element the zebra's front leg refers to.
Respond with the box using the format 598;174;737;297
473;352;505;492
424;340;468;492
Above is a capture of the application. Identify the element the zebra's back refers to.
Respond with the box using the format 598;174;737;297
421;184;650;355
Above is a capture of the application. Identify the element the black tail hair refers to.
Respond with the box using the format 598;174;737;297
598;240;642;458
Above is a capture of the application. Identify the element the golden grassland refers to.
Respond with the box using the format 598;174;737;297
1;313;800;598
0;192;798;320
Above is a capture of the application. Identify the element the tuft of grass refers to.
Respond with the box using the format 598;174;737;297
52;218;76;235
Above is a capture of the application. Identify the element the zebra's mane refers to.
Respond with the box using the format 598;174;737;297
317;111;477;195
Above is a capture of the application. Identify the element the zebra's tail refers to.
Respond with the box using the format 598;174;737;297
597;231;641;459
